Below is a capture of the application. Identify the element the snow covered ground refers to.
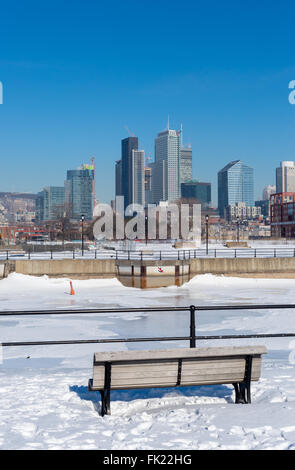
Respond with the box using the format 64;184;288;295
1;273;295;450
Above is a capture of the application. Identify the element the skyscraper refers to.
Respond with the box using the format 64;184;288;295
118;136;145;210
276;161;295;193
180;146;192;184
115;160;122;197
152;128;181;204
132;149;145;207
121;136;139;209
218;160;254;217
65;166;94;220
144;166;152;206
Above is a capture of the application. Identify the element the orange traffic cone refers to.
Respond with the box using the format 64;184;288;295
70;281;75;295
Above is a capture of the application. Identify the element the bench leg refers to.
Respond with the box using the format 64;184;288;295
233;382;251;404
100;390;111;416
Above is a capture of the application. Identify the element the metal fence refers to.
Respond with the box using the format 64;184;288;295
2;247;295;261
1;304;295;349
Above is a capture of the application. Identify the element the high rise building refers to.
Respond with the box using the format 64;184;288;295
180;146;192;184
119;136;145;210
150;159;166;204
276;161;295;193
36;186;65;221
144;166;152;206
121;136;139;209
115;160;122;197
152;128;181;204
131;150;145;207
218;160;254;217
65;166;94;220
181;181;211;208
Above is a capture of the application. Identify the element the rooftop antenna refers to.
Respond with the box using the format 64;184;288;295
167;115;170;131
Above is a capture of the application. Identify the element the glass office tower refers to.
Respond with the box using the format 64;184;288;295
180;147;192;184
121;136;139;209
152;128;181;204
218;160;254;217
36;186;65;221
66;167;94;220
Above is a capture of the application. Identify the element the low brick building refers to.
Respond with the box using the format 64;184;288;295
270;192;295;237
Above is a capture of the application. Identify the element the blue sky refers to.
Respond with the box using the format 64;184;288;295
0;0;295;204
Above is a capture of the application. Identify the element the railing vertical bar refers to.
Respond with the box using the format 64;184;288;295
190;305;196;348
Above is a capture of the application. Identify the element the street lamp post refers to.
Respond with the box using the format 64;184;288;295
205;214;209;255
145;215;148;245
237;218;240;243
81;214;85;256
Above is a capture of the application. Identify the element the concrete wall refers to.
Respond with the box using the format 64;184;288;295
4;256;295;281
190;257;295;275
14;259;116;278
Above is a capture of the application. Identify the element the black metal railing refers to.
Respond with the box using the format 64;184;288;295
1;304;295;349
2;246;295;261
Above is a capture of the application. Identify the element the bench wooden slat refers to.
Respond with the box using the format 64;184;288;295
92;360;261;381
92;357;262;389
93;346;267;364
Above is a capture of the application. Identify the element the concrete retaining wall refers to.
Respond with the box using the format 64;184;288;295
3;256;295;282
14;259;116;278
190;257;295;275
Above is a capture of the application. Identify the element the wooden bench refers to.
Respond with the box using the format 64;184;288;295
88;345;267;416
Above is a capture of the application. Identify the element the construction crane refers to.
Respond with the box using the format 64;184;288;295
125;126;135;137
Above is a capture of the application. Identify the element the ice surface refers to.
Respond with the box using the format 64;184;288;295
0;273;295;449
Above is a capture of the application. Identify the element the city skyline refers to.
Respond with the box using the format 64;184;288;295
0;1;295;205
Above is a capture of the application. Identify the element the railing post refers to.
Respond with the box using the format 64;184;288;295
274;249;276;258
73;250;75;260
254;249;256;258
28;250;31;260
128;250;130;260
95;250;97;259
6;250;9;260
235;249;237;258
160;250;162;261
50;250;53;260
141;251;143;261
189;305;196;348
178;250;180;260
215;249;216;258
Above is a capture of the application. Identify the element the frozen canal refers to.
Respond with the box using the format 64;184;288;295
0;273;295;450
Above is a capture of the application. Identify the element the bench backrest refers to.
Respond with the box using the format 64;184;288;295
92;346;267;390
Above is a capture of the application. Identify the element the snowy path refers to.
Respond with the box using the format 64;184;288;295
0;273;295;449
